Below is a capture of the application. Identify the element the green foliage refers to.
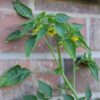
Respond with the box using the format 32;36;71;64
85;84;92;100
76;52;99;81
37;91;45;99
21;21;35;35
63;39;76;61
0;65;31;87
55;13;70;23
22;95;37;100
79;97;85;100
25;35;37;57
55;24;66;37
36;26;47;41
38;80;52;98
4;0;99;99
72;23;83;31
62;94;74;100
5;30;22;43
13;0;33;19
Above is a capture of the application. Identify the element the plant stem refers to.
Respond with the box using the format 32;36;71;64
57;40;62;68
44;38;58;66
45;37;79;99
61;71;79;100
73;64;76;89
56;41;79;100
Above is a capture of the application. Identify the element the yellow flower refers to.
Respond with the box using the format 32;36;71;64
32;25;42;35
71;36;79;42
47;27;57;37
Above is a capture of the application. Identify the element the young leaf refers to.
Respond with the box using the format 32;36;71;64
25;35;37;57
36;26;47;41
0;65;31;87
55;13;70;23
62;94;74;100
22;95;37;100
63;39;76;61
13;0;33;19
55;24;66;37
85;84;92;100
38;80;52;97
5;30;22;43
88;62;98;81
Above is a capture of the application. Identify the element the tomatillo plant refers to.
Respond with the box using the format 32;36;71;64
0;0;99;100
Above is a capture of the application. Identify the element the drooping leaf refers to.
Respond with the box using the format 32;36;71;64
85;84;92;100
22;95;37;100
0;65;31;87
25;35;37;57
38;80;52;97
55;24;66;37
5;30;22;43
13;0;33;19
55;13;70;23
21;21;35;35
63;39;76;61
37;91;45;99
62;94;74;100
36;26;47;41
88;62;98;81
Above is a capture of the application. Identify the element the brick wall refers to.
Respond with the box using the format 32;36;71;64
0;0;100;100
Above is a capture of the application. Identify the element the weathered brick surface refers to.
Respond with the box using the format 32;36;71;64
0;59;60;100
90;19;100;50
35;0;100;14
0;0;100;99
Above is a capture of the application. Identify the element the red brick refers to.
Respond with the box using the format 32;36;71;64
35;0;100;14
0;59;58;74
0;59;60;99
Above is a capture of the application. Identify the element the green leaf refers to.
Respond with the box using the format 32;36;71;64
13;0;33;19
54;67;63;75
38;80;52;97
88;62;98;81
72;23;83;31
25;35;37;57
37;91;45;99
5;30;22;43
36;12;46;21
36;26;47;41
85;84;92;100
55;24;66;37
79;97;85;100
21;21;35;35
0;65;31;87
63;39;76;61
22;95;37;100
48;17;56;23
62;94;74;100
55;13;70;23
